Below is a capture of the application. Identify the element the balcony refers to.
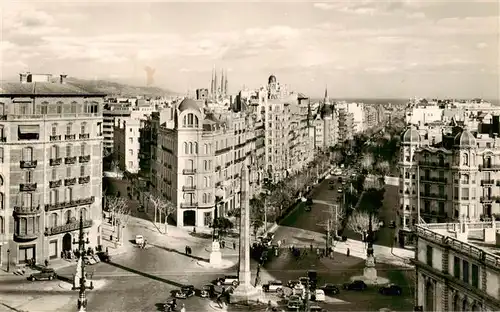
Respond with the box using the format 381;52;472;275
0;136;6;142
49;180;62;188
45;196;95;212
64;178;77;186
180;202;198;208
225;162;231;168
20;183;37;192
418;161;450;168
182;169;196;175
480;179;494;186
49;135;61;141
45;220;93;236
420;192;447;200
65;156;77;165
420;176;447;184
13;205;41;215
14;231;40;241
479;164;500;171
65;134;76;140
20;160;37;169
480;196;493;203
79;133;90;139
79;155;91;163
182;185;196;192
78;176;90;184
50;158;62;166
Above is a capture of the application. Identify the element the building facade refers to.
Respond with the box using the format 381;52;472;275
415;221;500;311
0;73;105;267
114;117;141;174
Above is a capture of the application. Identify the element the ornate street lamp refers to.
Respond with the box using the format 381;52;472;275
367;210;374;257
6;249;10;272
73;210;93;312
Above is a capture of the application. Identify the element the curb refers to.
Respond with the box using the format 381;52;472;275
0;302;26;312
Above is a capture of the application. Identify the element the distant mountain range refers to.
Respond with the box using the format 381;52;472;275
67;77;178;98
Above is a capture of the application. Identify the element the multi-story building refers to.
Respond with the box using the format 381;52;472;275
0;73;105;267
149;75;314;228
114;117;141;174
415;220;500;311
337;107;354;143
398;114;500;246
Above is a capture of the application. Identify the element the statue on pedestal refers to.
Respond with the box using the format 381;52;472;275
363;211;378;281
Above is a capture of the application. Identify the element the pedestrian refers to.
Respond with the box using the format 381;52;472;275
185;246;188;255
44;259;49;267
180;303;186;312
310;244;313;251
347;248;350;257
233;241;236;249
221;240;225;249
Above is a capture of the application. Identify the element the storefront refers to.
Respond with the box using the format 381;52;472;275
18;244;36;264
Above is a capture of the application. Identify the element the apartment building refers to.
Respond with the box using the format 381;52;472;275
398;114;500;246
114;117;141;174
149;75;314;228
415;221;500;311
337;107;354;143
0;73;105;267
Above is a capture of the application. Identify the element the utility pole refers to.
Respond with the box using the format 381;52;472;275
73;210;93;312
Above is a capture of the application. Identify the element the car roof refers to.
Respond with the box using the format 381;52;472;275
270;280;282;283
315;289;324;293
182;285;194;288
42;268;55;272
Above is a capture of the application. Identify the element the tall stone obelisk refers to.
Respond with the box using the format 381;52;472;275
230;162;258;304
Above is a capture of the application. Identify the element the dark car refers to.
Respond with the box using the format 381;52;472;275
175;285;195;299
305;205;311;211
338;177;343;183
319;283;340;295
379;284;403;296
389;221;396;228
287;280;300;288
28;268;57;281
343;280;367;291
96;251;111;262
200;284;215;298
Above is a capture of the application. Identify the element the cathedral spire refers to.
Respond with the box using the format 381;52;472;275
324;85;328;103
224;69;228;96
214;66;218;96
220;69;224;95
211;65;215;95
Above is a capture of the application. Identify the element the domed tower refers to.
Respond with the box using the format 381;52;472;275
452;128;480;220
398;126;421;240
267;74;278;99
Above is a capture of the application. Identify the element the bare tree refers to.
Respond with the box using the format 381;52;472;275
347;211;380;240
360;153;374;172
149;194;176;234
106;196;130;243
376;161;390;176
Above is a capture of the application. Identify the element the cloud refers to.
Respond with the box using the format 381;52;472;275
476;42;488;49
313;3;336;10
3;7;69;37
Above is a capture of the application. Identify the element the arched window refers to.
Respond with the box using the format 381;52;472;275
50;213;58;227
187;176;194;186
22;147;33;161
208;161;212;170
81;122;87;134
51;124;58;136
51;145;59;159
80;143;87;156
203;193;207;203
462;298;467;312
204;160;208;170
425;279;435;312
204;177;208;187
452;294;459;312
187;114;194;126
189;142;193;154
186;159;193;169
65;187;73;202
183;142;188;154
463;153;469;166
66;145;72;157
0;147;3;163
0;216;3;234
0;175;3;186
194;142;198;154
462;174;469;184
438;154;445;166
194;115;199;127
183;116;187;127
0;192;3;209
64;210;72;224
81;208;88;220
66;123;73;135
204;144;208;154
484;156;492;168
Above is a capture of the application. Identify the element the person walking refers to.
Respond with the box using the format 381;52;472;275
180;303;186;312
347;248;350;257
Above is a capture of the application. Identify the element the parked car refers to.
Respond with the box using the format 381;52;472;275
337;188;343;193
309;305;326;312
379;284;403;296
28;268;57;281
319;283;340;295
96;251;111;262
312;289;325;302
216;275;239;286
379;220;385;228
174;285;195;299
305;205;311;211
262;280;283;293
287;296;302;311
135;234;144;245
200;284;215;298
266;232;275;240
298;276;310;286
388;221;396;228
287;280;300;288
137;205;145;212
343;280;367;291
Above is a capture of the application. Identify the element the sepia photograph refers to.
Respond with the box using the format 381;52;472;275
0;1;498;311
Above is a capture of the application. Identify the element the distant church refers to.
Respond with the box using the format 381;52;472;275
210;66;229;99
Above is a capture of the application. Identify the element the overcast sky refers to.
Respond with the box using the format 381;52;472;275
1;0;498;99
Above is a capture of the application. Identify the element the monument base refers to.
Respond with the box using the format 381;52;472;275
209;251;222;266
230;283;260;305
363;266;378;280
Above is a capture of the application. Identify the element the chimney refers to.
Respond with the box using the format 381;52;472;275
60;74;68;84
19;72;29;84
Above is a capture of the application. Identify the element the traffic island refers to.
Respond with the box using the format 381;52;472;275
196;259;236;269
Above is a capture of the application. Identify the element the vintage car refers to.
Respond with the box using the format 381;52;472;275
262;280;283;293
28;268;57;281
200;284;215;298
216;275;239;286
174;285;195;299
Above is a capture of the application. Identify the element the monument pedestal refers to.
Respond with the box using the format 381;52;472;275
230;283;260;304
209;241;222;266
363;255;377;280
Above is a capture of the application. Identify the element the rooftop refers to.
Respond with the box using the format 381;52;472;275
0;81;106;96
417;221;500;267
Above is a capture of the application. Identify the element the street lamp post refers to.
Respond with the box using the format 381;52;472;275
367;210;374;257
73;210;93;312
6;249;10;272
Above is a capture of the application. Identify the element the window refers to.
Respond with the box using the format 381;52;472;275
204;177;208;187
81;208;88;220
51;145;59;159
51;124;58;136
204;144;208;154
462;260;469;283
129;149;133;156
22;193;32;208
184;142;188;154
41;102;48;114
80;166;86;176
80;122;87;134
194;142;198;154
189;142;193;154
66;123;72;135
0;147;3;163
22;147;33;161
426;245;433;267
454;256;460;278
50;190;59;204
463;153;469;166
66;167;71;178
51;168;57;180
66;145;72;157
65;187;73;202
471;264;479;288
128;161;133;168
81;143;86;156
203;193;207;203
64;210;72;224
129;138;133;144
0;192;3;210
56;103;63;114
25;171;33;183
0;216;3;234
50;213;58;227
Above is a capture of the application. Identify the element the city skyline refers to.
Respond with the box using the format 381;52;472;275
1;0;498;99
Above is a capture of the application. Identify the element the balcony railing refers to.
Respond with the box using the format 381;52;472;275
7;113;101;121
479;164;500;171
64;178;77;186
20;160;37;169
79;155;91;163
182;169;196;175
0;137;6;142
49;135;61;141
65;134;76;140
480;196;493;203
420;177;447;183
418;161;450;168
180;202;198;208
45;220;93;236
14;231;40;241
13;205;41;215
420;192;447;200
480;179;494;186
79;133;90;139
50;158;62;166
49;180;62;188
45;196;95;212
20;183;37;192
65;156;77;165
182;185;196;191
78;176;90;184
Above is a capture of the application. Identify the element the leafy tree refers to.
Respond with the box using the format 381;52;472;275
360;153;374;172
376;160;390;176
212;217;234;239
